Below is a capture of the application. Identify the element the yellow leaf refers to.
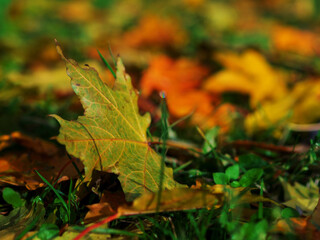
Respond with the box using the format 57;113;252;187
118;187;224;215
245;79;320;135
280;179;319;214
204;50;288;107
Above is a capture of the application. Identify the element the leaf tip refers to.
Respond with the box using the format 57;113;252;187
116;57;125;75
49;114;63;123
54;39;66;60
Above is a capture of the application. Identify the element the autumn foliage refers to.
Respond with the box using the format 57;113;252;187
2;0;320;239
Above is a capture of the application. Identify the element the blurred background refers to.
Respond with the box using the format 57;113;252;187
1;0;320;143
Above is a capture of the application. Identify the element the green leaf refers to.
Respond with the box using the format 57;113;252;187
281;208;299;219
52;43;182;200
239;154;267;170
239;168;263;187
213;172;228;185
219;209;229;227
37;224;60;240
202;127;219;154
2;187;24;208
225;164;239;180
230;181;240;188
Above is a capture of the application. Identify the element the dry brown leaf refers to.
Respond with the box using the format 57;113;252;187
0;132;83;189
273;217;320;240
84;187;224;224
85;190;128;224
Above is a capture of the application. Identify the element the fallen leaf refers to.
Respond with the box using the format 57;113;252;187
0;203;45;240
261;180;320;240
7;67;72;95
59;1;94;23
245;79;320;135
140;55;235;130
56;229;110;240
273;217;320;240
0;132;83;190
118;184;276;216
280;179;319;214
290;79;320;124
123;15;187;48
141;55;209;97
118;187;224;215
6;60;109;97
84;190;128;224
204;50;288;108
272;25;320;56
52;43;183;201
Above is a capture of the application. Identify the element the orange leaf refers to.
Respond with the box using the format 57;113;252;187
204;50;288;107
123;15;187;48
141;55;209;97
140;55;235;130
272;25;320;56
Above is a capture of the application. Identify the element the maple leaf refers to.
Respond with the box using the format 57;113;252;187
52;42;182;200
280;179;319;214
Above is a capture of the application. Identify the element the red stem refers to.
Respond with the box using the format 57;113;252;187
73;213;120;240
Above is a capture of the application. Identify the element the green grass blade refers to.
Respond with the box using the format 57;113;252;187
68;179;72;221
73;226;139;237
108;43;116;65
35;170;69;219
156;96;169;212
97;49;116;79
16;214;41;240
173;160;192;173
259;179;264;219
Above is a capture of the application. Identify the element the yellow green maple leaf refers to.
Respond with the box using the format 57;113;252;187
51;43;182;200
280;178;319;214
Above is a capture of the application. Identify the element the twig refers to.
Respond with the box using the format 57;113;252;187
229;140;309;154
289;123;320;132
149;138;201;153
